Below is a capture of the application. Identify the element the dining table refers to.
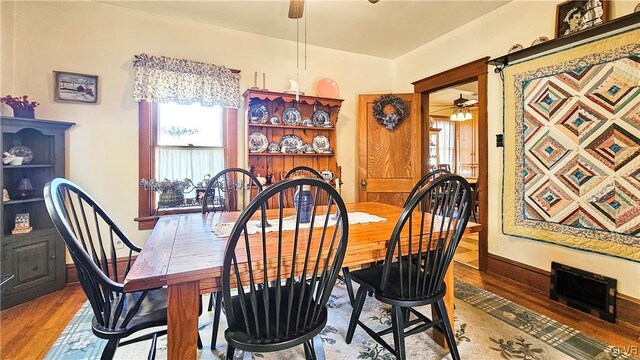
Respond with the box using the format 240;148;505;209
124;201;482;359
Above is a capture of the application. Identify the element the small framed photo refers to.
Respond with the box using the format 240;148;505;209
555;0;609;38
54;71;98;104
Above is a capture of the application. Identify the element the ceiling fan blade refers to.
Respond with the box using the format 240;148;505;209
289;0;304;19
464;99;478;106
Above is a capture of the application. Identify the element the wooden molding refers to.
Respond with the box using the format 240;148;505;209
412;57;490;93
487;253;640;332
66;256;137;284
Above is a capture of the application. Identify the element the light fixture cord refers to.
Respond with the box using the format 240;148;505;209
304;5;307;94
296;15;300;102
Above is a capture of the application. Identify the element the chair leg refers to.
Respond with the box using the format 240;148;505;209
434;299;460;360
101;339;119;360
197;333;203;349
303;335;325;360
208;292;214;311
148;333;158;360
226;345;235;360
341;267;355;306
390;305;407;360
346;286;368;344
211;291;223;349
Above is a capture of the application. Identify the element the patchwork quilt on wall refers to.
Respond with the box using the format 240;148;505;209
503;28;640;262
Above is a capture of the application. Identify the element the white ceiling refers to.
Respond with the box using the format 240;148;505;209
429;81;477;114
100;0;510;59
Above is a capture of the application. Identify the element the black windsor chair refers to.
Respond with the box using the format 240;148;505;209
202;168;264;349
345;174;472;360
44;178;203;359
282;166;357;306
222;177;349;360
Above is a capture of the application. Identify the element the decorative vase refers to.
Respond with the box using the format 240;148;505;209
294;185;313;223
13;108;35;119
158;190;185;208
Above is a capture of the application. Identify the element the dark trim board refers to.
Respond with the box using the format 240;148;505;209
486;253;640;332
66;256;137;284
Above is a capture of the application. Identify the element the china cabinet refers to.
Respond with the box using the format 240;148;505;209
428;128;441;171
1;116;74;308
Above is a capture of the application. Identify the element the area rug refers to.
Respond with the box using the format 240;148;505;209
46;280;637;360
502;27;640;262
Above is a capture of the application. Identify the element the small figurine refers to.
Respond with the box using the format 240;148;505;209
12;213;33;234
2;188;10;202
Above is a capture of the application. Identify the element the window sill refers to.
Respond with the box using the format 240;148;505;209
134;206;203;230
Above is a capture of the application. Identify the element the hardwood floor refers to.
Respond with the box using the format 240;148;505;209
454;233;479;268
1;265;637;359
0;283;85;360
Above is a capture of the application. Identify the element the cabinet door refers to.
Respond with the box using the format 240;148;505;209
2;232;57;293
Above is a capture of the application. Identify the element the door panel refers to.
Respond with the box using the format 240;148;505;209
358;93;422;207
3;232;57;292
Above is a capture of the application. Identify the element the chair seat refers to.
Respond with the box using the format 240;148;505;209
92;287;168;339
350;262;446;305
225;284;327;352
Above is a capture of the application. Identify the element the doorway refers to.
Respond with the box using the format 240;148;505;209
429;81;480;268
413;57;489;271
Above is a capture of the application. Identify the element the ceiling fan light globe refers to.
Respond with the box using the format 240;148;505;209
456;112;465;121
465;111;472;120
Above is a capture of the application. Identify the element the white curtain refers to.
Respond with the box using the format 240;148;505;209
432;118;456;170
155;148;224;197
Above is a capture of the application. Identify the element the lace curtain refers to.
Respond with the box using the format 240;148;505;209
432;118;456;170
133;53;241;109
155;148;225;197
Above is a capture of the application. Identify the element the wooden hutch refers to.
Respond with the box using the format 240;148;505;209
243;89;343;205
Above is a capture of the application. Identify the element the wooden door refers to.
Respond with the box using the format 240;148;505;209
358;93;422;207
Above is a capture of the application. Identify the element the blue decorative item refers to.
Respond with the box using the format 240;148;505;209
294;185;313;223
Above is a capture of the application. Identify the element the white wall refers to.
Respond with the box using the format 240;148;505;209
1;1;392;250
392;0;640;297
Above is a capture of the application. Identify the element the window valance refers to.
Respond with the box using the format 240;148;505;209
133;53;241;109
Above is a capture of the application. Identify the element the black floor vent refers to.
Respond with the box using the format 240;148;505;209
550;262;617;323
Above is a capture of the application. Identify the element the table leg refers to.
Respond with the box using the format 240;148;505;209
167;281;200;360
431;264;453;349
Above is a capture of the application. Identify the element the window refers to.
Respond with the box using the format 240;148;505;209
432;117;456;170
137;101;237;230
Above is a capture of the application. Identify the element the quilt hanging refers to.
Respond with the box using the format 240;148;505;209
503;28;640;262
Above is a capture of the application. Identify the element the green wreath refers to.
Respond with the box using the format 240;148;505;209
372;94;408;130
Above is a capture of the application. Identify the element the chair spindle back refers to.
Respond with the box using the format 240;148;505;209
202;168;263;214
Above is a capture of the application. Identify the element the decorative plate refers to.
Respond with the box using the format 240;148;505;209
248;132;268;153
303;143;315;153
249;104;268;124
507;44;523;54
302;118;313;127
282;108;302;126
8;146;34;164
312;135;331;153
315;78;339;98
280;134;303;153
312;109;330;127
267;141;281;153
269;115;280;125
531;36;548;46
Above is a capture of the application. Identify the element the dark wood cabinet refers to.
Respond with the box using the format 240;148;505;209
1;117;74;308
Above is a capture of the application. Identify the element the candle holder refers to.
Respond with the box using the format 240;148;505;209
16;178;34;199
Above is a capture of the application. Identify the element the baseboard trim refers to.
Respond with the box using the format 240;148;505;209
66;256;137;284
486;253;640;332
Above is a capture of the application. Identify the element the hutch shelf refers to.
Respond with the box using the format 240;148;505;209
1;116;74;308
243;89;344;205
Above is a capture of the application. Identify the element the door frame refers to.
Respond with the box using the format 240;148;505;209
412;57;490;271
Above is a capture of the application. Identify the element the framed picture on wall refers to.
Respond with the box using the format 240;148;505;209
555;0;609;38
53;71;98;104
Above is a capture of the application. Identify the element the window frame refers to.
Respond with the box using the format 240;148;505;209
136;101;237;230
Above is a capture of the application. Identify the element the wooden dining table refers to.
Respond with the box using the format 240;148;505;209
124;202;482;359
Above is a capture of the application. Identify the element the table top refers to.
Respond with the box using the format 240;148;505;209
124;202;481;293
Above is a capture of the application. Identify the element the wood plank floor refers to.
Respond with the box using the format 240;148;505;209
1;265;637;359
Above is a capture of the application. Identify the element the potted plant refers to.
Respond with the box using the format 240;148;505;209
1;95;40;119
140;178;194;208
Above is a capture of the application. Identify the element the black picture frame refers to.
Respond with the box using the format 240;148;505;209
555;0;609;38
53;71;99;104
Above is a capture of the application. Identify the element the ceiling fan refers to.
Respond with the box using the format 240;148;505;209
289;0;379;19
432;94;478;114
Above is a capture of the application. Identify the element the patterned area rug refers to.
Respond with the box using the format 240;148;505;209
46;280;637;360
